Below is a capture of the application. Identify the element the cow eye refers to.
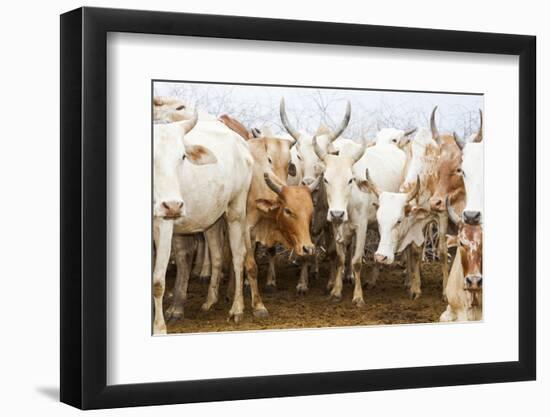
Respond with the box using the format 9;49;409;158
392;139;397;143
456;168;462;174
268;156;273;164
396;219;402;225
182;154;186;161
348;178;353;184
284;207;292;216
323;178;329;184
297;154;302;161
175;105;185;110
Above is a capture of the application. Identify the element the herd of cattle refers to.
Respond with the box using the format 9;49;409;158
152;95;483;334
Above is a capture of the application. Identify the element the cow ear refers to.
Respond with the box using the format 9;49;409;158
184;144;218;165
288;162;297;177
256;199;280;214
446;234;458;248
407;204;430;219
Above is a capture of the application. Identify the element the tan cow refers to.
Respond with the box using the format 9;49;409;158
440;201;483;322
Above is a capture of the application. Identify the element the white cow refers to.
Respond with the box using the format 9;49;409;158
153;98;253;334
452;110;484;224
316;135;406;305
359;128;439;299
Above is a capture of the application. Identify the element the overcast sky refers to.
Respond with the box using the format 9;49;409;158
154;81;483;139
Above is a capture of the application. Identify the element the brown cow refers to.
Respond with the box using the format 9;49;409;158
220;117;318;316
440;200;482;322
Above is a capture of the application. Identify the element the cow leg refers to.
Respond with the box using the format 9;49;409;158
244;242;269;318
264;246;278;292
199;239;211;283
296;259;309;295
404;246;412;289
365;264;378;289
408;242;423;300
152;219;173;335
344;236;355;284
329;240;346;303
438;213;449;300
165;234;196;322
191;234;205;278
226;193;249;323
201;218;225;311
351;225;367;307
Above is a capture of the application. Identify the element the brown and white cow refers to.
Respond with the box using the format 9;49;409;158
440;200;483;322
360;126;440;299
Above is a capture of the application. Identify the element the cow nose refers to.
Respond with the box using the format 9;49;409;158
430;197;444;211
330;210;345;221
374;253;387;263
465;275;482;290
302;245;315;255
162;200;184;218
463;210;481;224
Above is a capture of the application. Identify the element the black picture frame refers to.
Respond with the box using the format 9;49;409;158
60;6;536;410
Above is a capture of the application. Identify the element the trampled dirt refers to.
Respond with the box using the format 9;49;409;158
165;257;447;334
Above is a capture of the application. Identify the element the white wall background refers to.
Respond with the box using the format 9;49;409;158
0;0;545;415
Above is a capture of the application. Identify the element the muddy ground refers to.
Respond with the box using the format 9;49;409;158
165;256;447;334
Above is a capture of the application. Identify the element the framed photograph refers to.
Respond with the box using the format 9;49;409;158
60;6;536;410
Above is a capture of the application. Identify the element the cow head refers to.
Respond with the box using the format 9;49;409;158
447;200;483;294
374;127;417;148
153;106;217;219
429;136;464;213
357;170;429;264
153;96;195;123
453;110;483;224
280;98;351;185
261;127;296;182
256;173;318;256
317;138;366;223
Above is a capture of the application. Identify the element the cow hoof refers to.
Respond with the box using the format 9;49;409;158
230;313;243;324
154;326;167;335
296;286;309;295
253;307;269;318
199;275;211;284
329;294;342;303
264;283;277;293
201;301;214;312
165;305;184;322
343;275;354;285
409;290;422;300
353;298;366;308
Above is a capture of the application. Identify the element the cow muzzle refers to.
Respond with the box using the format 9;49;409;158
430;196;445;212
464;275;482;291
374;252;393;265
329;210;346;223
161;200;184;219
463;210;481;225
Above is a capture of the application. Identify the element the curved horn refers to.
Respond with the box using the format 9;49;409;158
406;175;421;203
364;168;380;198
473;109;483;143
453;131;466;150
430;106;439;143
264;172;283;196
312;135;327;161
180;107;199;135
446;196;461;225
306;176;321;193
404;127;417;137
351;139;367;164
327;101;352;142
280;98;300;142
